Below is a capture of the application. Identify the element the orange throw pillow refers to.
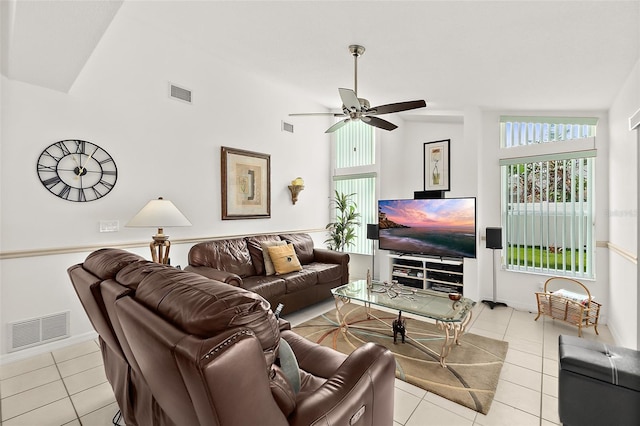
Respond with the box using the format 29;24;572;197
261;240;287;275
267;244;303;275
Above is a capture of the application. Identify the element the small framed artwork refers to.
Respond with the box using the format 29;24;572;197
423;139;450;192
221;146;271;219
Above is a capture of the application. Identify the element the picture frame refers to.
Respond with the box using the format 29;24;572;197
423;139;450;192
221;146;271;219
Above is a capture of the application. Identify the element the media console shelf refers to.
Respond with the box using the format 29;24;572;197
389;254;464;293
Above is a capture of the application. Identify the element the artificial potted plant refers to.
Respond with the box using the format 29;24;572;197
325;190;361;252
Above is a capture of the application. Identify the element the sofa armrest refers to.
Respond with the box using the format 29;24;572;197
313;248;349;266
313;248;350;283
289;342;396;426
183;265;242;287
278;318;291;331
280;330;346;377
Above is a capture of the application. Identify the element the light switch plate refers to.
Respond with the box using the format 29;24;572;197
100;220;119;232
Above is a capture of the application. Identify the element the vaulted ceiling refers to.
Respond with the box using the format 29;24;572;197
2;1;639;117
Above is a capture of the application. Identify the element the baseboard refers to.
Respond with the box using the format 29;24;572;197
0;331;98;365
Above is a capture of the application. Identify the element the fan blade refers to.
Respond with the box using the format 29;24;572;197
361;116;398;131
370;100;426;115
289;112;345;117
338;88;361;112
325;118;350;133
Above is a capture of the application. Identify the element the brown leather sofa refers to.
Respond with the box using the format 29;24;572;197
186;233;349;315
68;248;395;426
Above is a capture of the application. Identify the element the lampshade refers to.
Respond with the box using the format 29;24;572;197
126;197;192;228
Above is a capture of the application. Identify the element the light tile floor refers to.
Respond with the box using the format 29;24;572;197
0;300;614;425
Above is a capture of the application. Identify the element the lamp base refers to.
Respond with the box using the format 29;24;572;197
151;231;171;264
482;300;508;310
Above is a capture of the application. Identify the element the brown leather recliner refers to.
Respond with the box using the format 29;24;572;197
69;248;396;426
68;249;175;425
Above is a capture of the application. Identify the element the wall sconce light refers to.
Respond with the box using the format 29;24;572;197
288;177;304;204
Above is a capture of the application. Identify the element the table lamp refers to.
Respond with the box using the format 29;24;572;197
126;197;192;264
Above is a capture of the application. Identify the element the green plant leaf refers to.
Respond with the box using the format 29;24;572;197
326;191;360;252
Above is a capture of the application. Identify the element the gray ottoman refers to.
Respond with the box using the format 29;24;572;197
559;335;640;426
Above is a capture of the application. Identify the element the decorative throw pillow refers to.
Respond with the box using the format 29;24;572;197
268;244;303;275
261;240;287;276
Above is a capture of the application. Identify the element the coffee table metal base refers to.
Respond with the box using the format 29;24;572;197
333;295;473;368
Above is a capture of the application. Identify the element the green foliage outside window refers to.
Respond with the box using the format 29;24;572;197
506;246;587;272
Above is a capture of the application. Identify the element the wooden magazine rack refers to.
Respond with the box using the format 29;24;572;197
534;277;601;337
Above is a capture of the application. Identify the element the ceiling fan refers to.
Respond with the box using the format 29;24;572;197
290;45;426;133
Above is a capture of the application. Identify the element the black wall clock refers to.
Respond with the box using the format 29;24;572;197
36;139;118;202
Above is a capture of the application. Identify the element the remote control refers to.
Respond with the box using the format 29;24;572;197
274;303;284;318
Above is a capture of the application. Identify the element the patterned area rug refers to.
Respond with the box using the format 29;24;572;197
293;304;508;415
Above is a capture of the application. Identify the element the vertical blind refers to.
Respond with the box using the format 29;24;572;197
333;120;376;255
500;116;598;148
502;156;594;278
334;175;376;255
336;121;375;168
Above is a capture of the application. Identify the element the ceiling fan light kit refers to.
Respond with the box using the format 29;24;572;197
290;45;426;133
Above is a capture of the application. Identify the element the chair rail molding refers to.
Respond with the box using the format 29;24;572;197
607;241;637;264
0;228;326;260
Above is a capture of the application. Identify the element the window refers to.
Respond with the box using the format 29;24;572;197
333;121;377;255
501;116;597;147
500;117;597;279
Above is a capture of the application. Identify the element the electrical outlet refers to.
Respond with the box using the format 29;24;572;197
100;220;119;232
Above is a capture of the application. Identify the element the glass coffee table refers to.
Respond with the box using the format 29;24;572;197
331;279;476;368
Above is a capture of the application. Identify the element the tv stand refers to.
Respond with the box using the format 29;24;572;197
388;254;464;293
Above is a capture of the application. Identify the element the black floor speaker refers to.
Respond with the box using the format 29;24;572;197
367;224;379;240
486;227;502;249
483;227;507;309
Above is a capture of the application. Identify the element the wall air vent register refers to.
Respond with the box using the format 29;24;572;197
8;311;70;352
169;83;192;104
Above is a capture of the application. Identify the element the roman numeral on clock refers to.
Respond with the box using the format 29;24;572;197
58;184;72;199
54;141;72;156
42;175;61;188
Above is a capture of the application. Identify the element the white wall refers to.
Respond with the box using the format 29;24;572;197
379;119;467;200
608;58;639;349
0;7;333;359
375;119;482;296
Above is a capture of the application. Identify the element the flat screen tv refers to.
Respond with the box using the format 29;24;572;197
378;197;476;258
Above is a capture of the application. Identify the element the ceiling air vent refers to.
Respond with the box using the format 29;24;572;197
281;121;294;133
8;311;70;352
169;83;192;104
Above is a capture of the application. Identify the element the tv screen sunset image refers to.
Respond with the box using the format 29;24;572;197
378;198;476;258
